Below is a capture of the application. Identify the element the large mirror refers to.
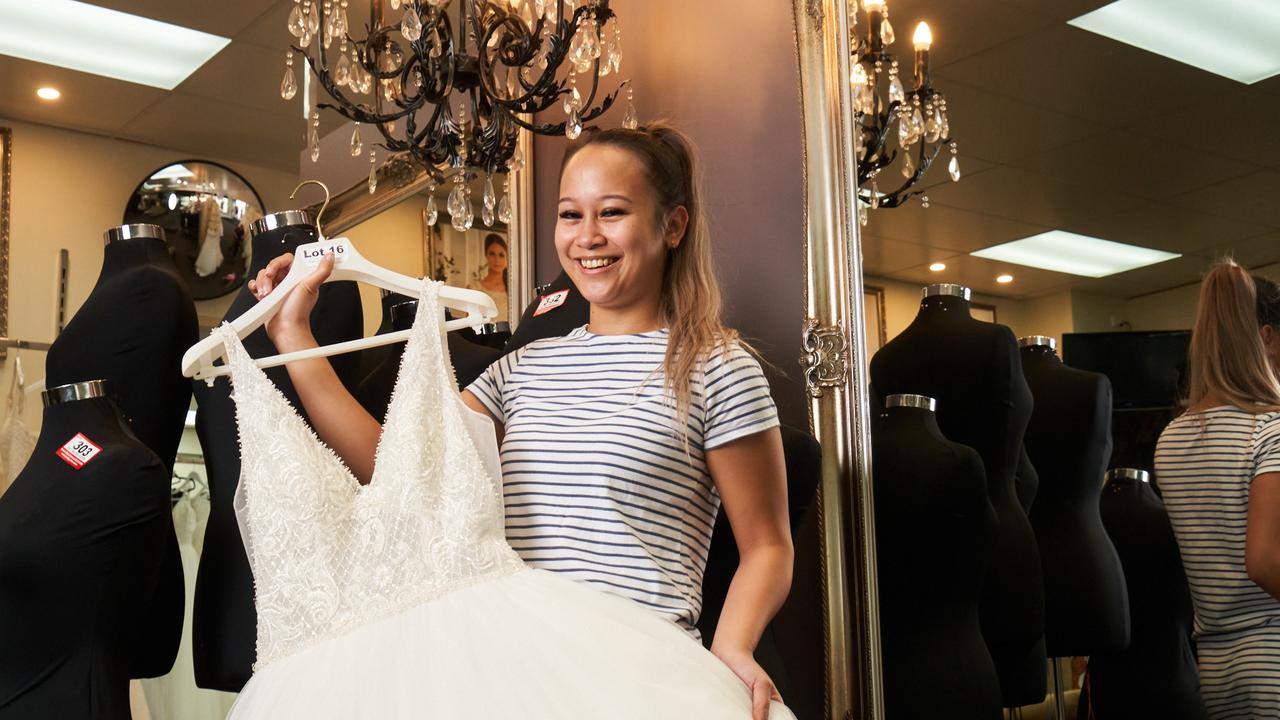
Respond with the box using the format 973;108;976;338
123;161;266;300
801;0;1280;718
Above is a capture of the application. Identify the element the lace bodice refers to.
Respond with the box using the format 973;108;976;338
217;279;524;668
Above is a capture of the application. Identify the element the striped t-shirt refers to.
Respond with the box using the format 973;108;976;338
1155;406;1280;715
466;325;779;635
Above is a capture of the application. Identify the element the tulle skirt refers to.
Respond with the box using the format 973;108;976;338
229;567;796;719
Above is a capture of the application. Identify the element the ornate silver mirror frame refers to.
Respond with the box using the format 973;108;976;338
315;126;537;325
793;2;884;719
0;127;10;358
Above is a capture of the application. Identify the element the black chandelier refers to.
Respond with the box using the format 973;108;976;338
848;0;959;219
280;0;632;230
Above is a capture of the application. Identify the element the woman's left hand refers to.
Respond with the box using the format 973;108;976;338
713;647;781;720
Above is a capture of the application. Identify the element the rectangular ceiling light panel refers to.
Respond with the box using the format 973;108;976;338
971;231;1179;278
1069;0;1280;84
0;0;229;89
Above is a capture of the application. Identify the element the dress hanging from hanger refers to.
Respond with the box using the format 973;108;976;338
194;196;224;278
218;278;794;719
0;356;38;496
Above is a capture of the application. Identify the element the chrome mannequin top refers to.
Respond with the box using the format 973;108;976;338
1106;467;1150;485
885;393;937;412
104;224;164;245
922;283;971;301
1017;335;1056;352
42;379;110;407
249;209;315;236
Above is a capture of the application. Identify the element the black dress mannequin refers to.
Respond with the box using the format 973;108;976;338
1020;337;1129;656
192;211;364;691
0;381;170;719
42;223;195;678
504;270;589;354
1086;469;1206;719
868;284;1046;706
873;394;1002;719
354;295;501;421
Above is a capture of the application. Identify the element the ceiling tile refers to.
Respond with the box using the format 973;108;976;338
1066;202;1271;255
937;24;1233;128
239;0;376;49
1070;254;1213;298
860;235;960;276
922;166;1137;227
1011;129;1257;200
117;93;302;172
857;0;1053;68
995;0;1114;22
1131;88;1280;169
1210;231;1280;270
83;0;275;39
886;251;1071;299
940;80;1105;166
1183;170;1280;229
176;41;302;119
0;55;164;134
864;197;1051;252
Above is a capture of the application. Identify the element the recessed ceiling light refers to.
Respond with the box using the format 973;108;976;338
0;0;230;90
928;262;946;272
972;230;1179;278
35;86;60;100
996;274;1014;284
1068;0;1280;84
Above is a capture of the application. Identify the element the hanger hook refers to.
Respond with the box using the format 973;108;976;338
290;180;332;239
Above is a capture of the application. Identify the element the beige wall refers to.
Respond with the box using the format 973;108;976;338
339;193;430;335
1;116;299;421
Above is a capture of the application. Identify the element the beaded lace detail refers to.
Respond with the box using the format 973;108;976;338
217;279;524;669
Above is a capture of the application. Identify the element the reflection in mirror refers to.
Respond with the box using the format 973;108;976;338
854;0;1280;717
123;161;266;301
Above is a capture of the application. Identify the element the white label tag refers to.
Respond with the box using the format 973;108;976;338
297;239;351;268
533;289;569;317
57;432;102;470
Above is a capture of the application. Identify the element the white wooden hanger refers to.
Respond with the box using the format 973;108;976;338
181;180;496;381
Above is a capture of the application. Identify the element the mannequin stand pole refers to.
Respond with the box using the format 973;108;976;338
1051;658;1066;720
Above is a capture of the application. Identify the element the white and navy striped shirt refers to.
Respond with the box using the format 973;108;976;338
467;326;779;635
1156;406;1280;716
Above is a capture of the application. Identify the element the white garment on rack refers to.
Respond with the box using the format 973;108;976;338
0;355;38;497
220;278;795;719
194;196;224;277
140;492;239;720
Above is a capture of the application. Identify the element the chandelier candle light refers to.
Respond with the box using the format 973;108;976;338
281;0;633;232
849;0;959;220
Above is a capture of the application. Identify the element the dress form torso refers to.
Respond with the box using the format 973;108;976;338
191;220;365;691
1088;473;1206;719
42;230;195;679
868;291;1047;706
0;387;170;720
1020;343;1129;656
873;397;1002;719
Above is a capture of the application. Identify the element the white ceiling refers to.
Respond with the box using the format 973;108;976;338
862;0;1280;299
1;0;1277;300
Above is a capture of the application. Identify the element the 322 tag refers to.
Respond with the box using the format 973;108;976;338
57;433;102;470
533;289;569;317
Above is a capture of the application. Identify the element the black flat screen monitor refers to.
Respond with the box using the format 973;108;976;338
1061;331;1190;410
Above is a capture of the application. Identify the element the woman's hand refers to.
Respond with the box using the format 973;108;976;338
712;647;781;720
246;252;335;353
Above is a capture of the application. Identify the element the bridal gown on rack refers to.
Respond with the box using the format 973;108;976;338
220;279;794;719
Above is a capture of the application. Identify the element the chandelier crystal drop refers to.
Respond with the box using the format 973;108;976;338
283;0;631;186
849;2;958;211
281;53;298;100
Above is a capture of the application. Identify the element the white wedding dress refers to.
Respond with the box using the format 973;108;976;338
219;279;794;719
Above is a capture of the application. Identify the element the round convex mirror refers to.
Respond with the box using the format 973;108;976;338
123;161;265;300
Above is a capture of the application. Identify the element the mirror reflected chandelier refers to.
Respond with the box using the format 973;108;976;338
280;0;633;231
849;0;959;220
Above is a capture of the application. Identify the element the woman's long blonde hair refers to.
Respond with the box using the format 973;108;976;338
560;122;741;435
1188;260;1280;411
